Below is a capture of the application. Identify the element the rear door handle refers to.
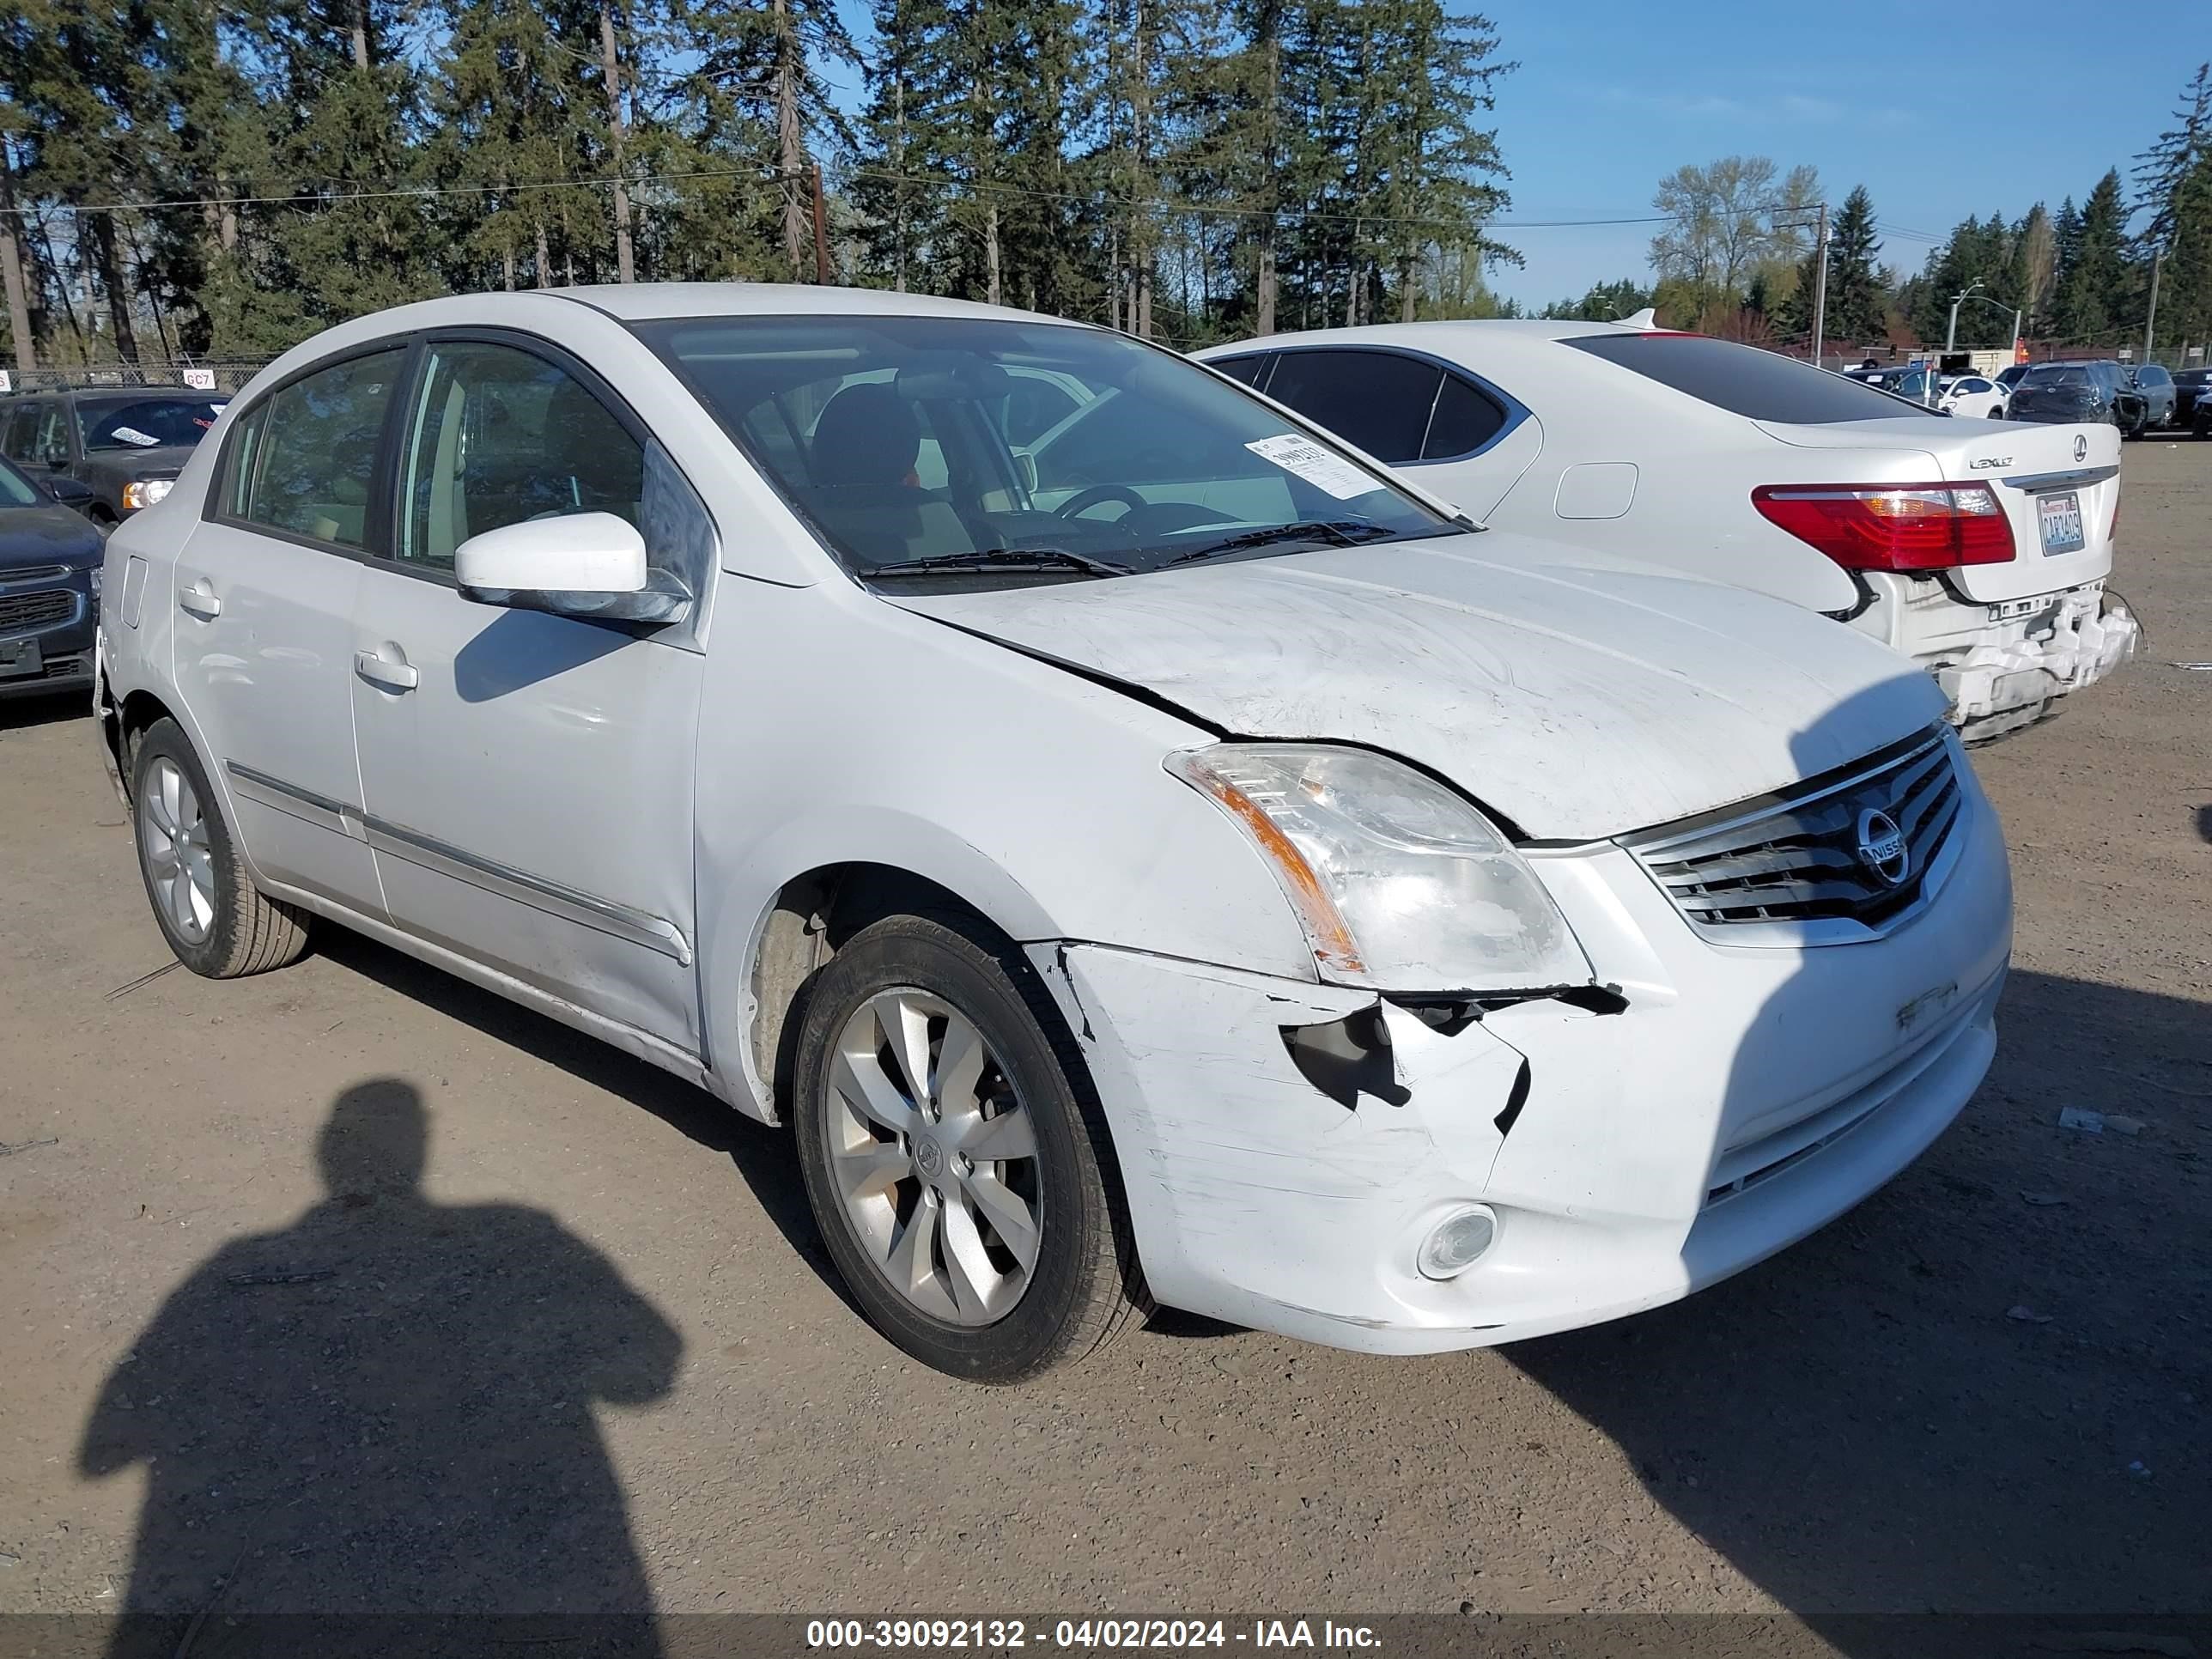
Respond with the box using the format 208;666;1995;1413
178;579;222;620
354;649;419;692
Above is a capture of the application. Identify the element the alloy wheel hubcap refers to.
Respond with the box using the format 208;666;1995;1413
141;757;216;945
823;989;1042;1327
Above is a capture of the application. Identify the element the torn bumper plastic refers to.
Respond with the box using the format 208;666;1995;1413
1031;778;2012;1355
1922;581;2140;741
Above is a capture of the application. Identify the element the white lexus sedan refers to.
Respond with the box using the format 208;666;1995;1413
95;286;2011;1382
1195;322;2136;741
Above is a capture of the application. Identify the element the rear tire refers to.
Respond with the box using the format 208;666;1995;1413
130;719;311;978
791;913;1148;1382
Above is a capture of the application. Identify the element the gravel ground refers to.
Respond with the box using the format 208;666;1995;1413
0;443;2205;1648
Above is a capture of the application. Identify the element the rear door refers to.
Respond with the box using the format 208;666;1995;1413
175;349;397;911
347;334;708;1056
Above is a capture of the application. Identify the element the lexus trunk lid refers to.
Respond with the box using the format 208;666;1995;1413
1753;415;2118;604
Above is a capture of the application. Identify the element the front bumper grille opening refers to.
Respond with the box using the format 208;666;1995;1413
0;589;76;635
1626;727;1964;935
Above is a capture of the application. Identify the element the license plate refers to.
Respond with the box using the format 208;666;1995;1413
0;637;43;678
2038;490;2085;555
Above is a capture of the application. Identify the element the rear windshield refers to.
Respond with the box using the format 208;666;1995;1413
1561;334;1925;423
81;398;226;451
2021;365;2093;387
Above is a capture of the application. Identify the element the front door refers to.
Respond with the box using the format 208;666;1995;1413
172;349;402;912
348;337;709;1056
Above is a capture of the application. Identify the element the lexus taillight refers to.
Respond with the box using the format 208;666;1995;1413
1751;482;2017;571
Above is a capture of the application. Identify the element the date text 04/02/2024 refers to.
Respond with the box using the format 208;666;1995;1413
805;1618;1382;1650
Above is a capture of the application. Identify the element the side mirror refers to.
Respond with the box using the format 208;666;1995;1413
455;512;689;623
45;475;95;508
1011;447;1039;495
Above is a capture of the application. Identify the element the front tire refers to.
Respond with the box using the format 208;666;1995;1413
130;719;311;978
792;914;1147;1382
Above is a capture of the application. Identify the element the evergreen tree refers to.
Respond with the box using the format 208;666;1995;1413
2133;63;2212;349
680;0;857;280
2052;169;2130;344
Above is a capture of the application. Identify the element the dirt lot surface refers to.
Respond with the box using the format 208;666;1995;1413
2;445;2206;1648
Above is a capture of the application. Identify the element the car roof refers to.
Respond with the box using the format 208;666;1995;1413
552;282;1084;328
1195;318;1628;358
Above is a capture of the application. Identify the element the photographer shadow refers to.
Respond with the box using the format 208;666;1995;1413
80;1078;681;1656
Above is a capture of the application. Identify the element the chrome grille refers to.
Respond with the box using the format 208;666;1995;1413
1624;726;1963;937
0;589;75;635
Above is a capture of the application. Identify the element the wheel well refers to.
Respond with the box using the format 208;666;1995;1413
105;690;176;801
748;863;1002;1122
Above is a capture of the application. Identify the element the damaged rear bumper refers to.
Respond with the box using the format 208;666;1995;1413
1898;579;2140;743
1030;783;2012;1355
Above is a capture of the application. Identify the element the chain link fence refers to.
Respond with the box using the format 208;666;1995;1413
0;359;272;397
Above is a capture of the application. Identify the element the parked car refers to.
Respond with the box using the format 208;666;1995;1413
2003;361;2150;436
0;452;103;698
95;285;2014;1382
1194;322;2137;742
0;386;228;529
2125;362;2178;428
2173;366;2211;428
1995;363;2030;392
1937;374;2008;418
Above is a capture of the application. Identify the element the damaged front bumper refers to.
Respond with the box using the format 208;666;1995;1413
1030;782;2012;1355
1914;580;2140;742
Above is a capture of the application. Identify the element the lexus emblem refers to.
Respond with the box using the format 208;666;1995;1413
2074;434;2088;463
1855;807;1911;888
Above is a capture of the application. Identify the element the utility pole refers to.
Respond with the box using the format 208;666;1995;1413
2144;250;2163;362
1809;202;1829;369
599;4;635;284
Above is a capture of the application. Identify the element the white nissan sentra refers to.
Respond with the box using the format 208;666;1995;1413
94;286;2012;1382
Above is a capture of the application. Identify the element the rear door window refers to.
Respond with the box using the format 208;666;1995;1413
1207;355;1273;388
1;402;45;464
1421;374;1509;459
226;349;405;550
1564;334;1925;422
1263;349;1443;463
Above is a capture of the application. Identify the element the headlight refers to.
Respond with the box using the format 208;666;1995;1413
122;479;173;510
1166;743;1590;990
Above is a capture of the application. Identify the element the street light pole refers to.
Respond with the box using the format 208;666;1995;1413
1945;280;1984;354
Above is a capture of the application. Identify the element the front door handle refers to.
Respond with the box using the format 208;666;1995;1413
354;648;419;693
178;579;222;620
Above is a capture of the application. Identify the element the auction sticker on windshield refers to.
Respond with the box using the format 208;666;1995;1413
1244;434;1376;501
2038;490;2085;556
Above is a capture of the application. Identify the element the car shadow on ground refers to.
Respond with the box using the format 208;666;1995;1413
0;687;89;732
2196;803;2211;844
1507;967;2209;1639
78;1078;678;1657
313;927;854;1314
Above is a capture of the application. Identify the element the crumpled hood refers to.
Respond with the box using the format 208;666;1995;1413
892;533;1947;842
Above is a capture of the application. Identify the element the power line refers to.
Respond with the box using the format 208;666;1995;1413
0;162;1751;238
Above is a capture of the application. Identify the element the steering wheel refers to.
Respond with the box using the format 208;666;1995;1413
1054;483;1149;520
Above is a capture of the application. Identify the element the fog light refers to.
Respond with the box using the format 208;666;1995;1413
1416;1205;1497;1280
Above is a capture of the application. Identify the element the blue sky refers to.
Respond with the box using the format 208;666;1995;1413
822;0;2203;307
1472;0;2203;306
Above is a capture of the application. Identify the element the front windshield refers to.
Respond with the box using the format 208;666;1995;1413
82;398;226;451
0;455;41;507
633;314;1459;584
